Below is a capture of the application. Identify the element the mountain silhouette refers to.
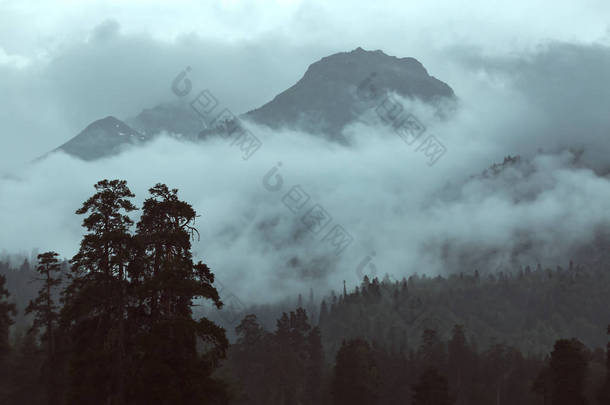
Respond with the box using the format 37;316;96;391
50;48;455;160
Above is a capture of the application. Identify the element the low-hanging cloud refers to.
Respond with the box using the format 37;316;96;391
2;96;610;305
0;19;331;172
2;14;610;304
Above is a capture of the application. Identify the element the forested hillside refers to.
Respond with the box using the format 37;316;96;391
319;265;610;356
1;179;610;404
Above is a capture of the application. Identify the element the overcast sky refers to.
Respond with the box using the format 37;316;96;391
1;0;610;169
1;1;610;303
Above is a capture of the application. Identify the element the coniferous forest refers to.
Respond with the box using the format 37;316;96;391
4;1;610;403
1;179;609;405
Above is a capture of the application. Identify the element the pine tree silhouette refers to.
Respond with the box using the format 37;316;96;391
25;252;63;405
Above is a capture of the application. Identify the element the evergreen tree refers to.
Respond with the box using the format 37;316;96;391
231;314;269;404
25;251;63;405
305;326;324;405
484;343;512;405
549;338;589;405
319;299;329;325
332;338;379;405
0;274;16;358
235;314;265;347
418;329;447;372
271;309;312;403
447;325;471;401
0;274;18;403
4;330;45;405
130;183;228;404
62;179;136;405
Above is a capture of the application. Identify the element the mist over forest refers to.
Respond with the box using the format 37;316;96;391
1;1;610;404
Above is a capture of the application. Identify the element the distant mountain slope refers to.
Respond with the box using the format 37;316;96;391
55;116;147;160
244;47;455;136
47;47;455;160
125;102;202;140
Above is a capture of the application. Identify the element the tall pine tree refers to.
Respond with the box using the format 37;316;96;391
62;179;136;405
129;183;228;404
25;252;63;405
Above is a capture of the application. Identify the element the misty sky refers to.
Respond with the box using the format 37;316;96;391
2;0;610;168
1;0;610;303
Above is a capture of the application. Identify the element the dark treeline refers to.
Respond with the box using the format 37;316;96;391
0;180;228;404
1;178;610;404
318;265;610;357
221;310;610;404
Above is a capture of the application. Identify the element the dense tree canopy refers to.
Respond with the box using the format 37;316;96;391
0;178;609;405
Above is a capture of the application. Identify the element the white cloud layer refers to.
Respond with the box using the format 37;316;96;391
2;0;610;304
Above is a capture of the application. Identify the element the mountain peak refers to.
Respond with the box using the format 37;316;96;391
85;115;124;130
302;47;430;83
55;116;146;160
47;48;456;160
245;47;454;137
